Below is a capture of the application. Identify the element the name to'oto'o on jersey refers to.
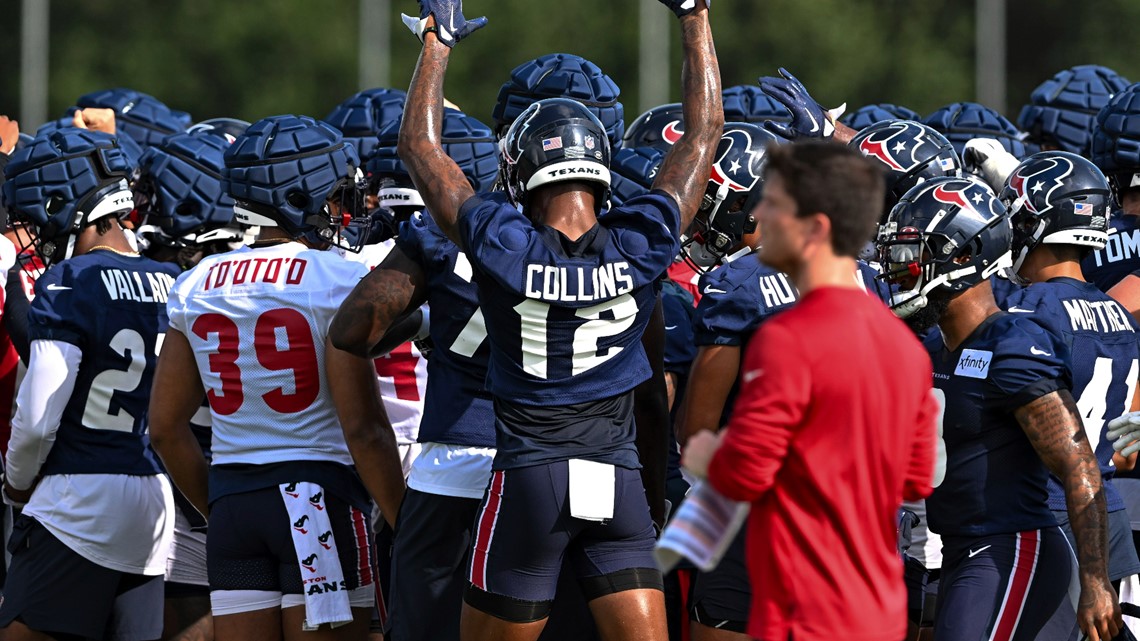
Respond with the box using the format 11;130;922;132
201;257;309;291
525;262;634;303
100;269;176;303
1061;298;1135;334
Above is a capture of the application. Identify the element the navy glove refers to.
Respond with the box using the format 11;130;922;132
757;68;845;139
401;0;487;47
658;0;710;18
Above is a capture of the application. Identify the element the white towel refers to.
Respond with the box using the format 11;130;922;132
654;480;749;573
281;482;352;629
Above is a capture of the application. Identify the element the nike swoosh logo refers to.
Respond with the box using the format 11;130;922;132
968;545;991;558
46;284;71;291
665;325;678;330
704;287;727;295
742;369;764;384
1008;306;1033;313
805;109;820;134
1030;346;1052;357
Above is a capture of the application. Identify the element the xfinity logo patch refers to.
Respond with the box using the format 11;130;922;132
954;349;992;379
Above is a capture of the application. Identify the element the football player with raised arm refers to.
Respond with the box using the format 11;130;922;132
148;115;405;641
877;177;1120;641
0;128;177;641
391;0;721;638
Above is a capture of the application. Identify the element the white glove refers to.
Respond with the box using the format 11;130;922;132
1107;411;1140;457
962;138;1020;193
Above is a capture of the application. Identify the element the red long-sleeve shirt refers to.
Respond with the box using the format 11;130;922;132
708;286;937;641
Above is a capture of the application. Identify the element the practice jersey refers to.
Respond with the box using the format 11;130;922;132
458;189;679;469
924;313;1069;537
348;240;427;446
167;242;367;468
396;212;495;448
1083;212;1140;292
31;250;178;476
1002;278;1139;512
693;249;797;349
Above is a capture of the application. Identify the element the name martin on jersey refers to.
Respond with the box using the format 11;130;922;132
1060;298;1135;333
100;269;176;303
201;257;309;291
524;261;634;303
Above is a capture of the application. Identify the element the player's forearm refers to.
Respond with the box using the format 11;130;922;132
6;340;80;489
1017;391;1110;584
154;432;210;519
654;6;723;229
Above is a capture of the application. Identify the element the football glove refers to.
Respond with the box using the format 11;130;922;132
659;0;710;18
758;68;845;140
1108;412;1140;458
962;138;1020;193
401;0;487;47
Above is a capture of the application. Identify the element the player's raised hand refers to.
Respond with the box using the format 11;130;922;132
1108;412;1140;457
401;0;487;47
658;0;710;18
0;115;19;155
71;107;117;135
758;68;845;140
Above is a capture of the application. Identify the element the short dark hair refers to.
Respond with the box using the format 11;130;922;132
764;141;885;258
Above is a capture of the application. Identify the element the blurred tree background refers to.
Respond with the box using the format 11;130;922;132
1;0;1139;132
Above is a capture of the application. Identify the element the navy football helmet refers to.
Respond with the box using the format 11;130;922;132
370;108;499;212
2;129;136;266
1019;65;1130;158
623;103;684;154
850;120;961;219
224;115;367;250
877;177;1012;318
1092;83;1140;199
322;88;407;161
682;123;782;270
999;151;1110;272
75;88;186;149
186;117;251;145
721;84;793;125
492;53;624;148
924;102;1028;160
841;103;921;131
499;98;611;209
134;131;238;252
609;146;666;207
36;117;145;172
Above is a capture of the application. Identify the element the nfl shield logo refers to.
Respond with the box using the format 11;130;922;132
585;136;595;150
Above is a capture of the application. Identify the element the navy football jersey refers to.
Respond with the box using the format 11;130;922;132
1003;278;1139;512
990;272;1025;308
1083;213;1140;292
856;259;893;304
661;278;696;377
396;212;495;448
925;313;1069;537
693;249;797;348
31;250;179;476
457;189;680;469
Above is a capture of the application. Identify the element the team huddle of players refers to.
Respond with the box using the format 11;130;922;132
2;0;1140;640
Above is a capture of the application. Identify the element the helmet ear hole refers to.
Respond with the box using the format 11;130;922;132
286;191;309;210
45;193;66;216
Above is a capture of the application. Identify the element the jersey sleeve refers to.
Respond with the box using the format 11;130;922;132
27;265;84;347
661;282;696;374
165;268;195;335
708;320;808;502
693;268;753;347
396;212;435;271
599;190;681;283
987;316;1071;411
458;193;539;290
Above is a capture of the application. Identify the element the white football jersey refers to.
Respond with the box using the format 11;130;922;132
347;239;427;446
167;242;368;466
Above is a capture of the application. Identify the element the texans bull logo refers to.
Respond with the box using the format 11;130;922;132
301;553;318;573
929;180;1001;222
1006;155;1074;215
661;121;684;145
858;122;937;173
709;127;765;193
293;514;310;534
